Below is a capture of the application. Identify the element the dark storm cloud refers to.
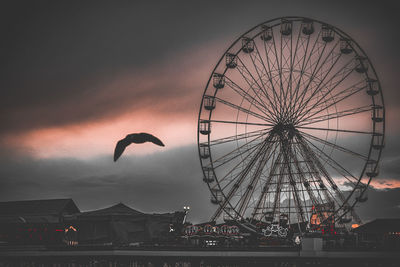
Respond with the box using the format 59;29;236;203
379;134;400;178
1;0;399;135
1;143;399;223
0;144;213;223
357;188;400;222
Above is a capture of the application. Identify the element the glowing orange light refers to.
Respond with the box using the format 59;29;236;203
351;224;359;229
65;226;77;233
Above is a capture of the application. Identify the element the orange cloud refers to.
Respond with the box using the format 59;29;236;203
369;179;400;190
3;110;195;159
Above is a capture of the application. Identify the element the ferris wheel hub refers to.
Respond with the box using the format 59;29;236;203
272;123;296;136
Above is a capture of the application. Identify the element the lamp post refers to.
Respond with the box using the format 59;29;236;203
183;206;190;224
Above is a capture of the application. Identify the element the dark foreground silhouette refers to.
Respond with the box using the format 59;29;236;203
113;133;165;161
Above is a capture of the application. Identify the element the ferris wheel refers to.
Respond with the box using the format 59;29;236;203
197;17;385;232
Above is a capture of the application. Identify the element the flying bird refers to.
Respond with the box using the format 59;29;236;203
113;133;165;161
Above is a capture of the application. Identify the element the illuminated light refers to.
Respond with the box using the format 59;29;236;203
55;229;64;232
351;224;359;229
64;226;77;233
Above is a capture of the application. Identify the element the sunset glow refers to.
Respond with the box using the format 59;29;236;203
3;111;195;159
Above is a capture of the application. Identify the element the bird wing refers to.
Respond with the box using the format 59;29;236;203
114;139;130;161
141;133;165;147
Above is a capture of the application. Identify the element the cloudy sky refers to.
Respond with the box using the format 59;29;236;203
1;0;399;223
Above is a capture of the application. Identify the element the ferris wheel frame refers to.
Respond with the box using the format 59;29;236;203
197;16;385;232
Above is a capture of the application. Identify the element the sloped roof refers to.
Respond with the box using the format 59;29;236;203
0;198;79;216
353;218;400;233
79;203;144;217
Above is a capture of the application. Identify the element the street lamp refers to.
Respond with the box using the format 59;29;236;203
183;206;190;224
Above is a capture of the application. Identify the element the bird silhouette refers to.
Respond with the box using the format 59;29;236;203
113;133;165;161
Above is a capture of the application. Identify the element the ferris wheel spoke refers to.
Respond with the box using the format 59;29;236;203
299;130;368;161
280;25;297;115
254;40;281;111
290;32;329;117
270;27;285;115
249;44;281;117
208;128;269;147
304;66;367;116
288;31;320;117
235;56;278;117
208;119;273;127
292;49;343;121
251;152;282;219
279;30;294;114
262;33;280;76
289;146;314;224
295;137;340;212
270;159;286;221
281;139;307;223
285;23;307;119
296;125;374;135
262;31;283;111
297;134;359;212
211;136;274;221
301;136;359;186
224;77;276;120
221;138;275;194
298;82;368;123
211;142;262;170
212;138;268;190
291;145;331;223
295;57;356;122
237;139;278;217
296;47;342;113
294;140;332;204
305;143;363;225
214;96;274;123
209;131;268;169
299;105;374;127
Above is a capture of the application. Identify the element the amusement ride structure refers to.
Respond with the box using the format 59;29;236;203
197;16;385;235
